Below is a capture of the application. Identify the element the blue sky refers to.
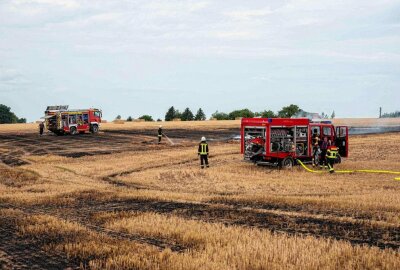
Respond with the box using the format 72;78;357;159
1;0;399;121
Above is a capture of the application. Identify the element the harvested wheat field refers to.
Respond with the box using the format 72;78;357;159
0;121;399;270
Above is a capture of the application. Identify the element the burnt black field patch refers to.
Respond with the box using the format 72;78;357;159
0;153;29;167
0;217;81;269
0;129;235;164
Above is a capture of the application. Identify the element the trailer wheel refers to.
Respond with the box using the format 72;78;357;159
70;127;78;135
91;124;99;134
280;157;294;169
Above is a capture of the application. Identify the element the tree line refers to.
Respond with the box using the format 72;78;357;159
211;104;307;120
161;105;301;121
162;105;337;121
381;111;400;118
164;107;206;121
0;104;26;124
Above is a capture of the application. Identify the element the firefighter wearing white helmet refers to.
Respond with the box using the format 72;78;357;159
158;125;163;144
198;136;209;168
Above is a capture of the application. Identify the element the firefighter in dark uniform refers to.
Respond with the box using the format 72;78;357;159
326;144;339;173
311;130;320;167
198;137;209;168
158;125;163;144
319;137;329;168
39;121;45;136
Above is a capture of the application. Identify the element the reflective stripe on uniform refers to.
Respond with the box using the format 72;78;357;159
326;149;338;159
199;143;208;155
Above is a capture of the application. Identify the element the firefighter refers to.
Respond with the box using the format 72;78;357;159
319;136;329;168
326;144;339;173
198;137;209;169
158;125;163;144
39;121;45;136
311;130;320;167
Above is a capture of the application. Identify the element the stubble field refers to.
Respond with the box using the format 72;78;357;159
0;121;399;269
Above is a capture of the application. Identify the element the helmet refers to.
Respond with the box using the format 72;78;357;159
201;136;206;141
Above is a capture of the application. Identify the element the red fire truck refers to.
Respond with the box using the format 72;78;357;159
44;106;102;135
241;118;348;168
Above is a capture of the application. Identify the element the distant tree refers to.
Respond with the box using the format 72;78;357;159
331;111;336;119
194;108;206;121
126;116;133;122
17;118;27;123
257;110;276;118
181;108;194;121
211;111;230;120
157;118;162;122
0;104;20;124
165;106;176;121
139;115;154;122
175;110;182;120
115;115;122;120
228;109;254;120
278;104;300;118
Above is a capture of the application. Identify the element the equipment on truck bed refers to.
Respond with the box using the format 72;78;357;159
44;105;102;135
241;118;349;168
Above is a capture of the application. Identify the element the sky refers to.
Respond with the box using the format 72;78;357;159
0;0;399;121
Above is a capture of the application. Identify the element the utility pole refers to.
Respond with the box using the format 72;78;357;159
379;107;382;118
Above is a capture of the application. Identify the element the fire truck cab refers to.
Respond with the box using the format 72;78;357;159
44;105;102;135
241;118;348;168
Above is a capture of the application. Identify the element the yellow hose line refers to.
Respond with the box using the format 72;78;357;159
355;170;400;175
297;159;324;173
296;159;400;180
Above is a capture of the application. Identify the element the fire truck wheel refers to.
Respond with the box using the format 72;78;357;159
280;157;294;169
91;124;99;134
335;154;342;164
70;127;78;135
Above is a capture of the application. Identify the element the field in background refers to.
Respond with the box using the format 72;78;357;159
0;121;399;269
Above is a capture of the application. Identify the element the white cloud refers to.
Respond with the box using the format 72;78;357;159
211;31;259;40
224;8;272;20
142;0;209;18
13;0;80;9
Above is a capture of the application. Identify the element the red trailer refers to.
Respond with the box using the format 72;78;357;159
44;105;102;135
241;118;348;168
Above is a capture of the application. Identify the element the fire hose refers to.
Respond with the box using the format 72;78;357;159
296;159;400;181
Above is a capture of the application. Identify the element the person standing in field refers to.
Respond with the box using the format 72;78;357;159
326;144;339;173
39;121;45;136
198;137;209;169
158;125;163;144
311;129;320;167
319;136;329;168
